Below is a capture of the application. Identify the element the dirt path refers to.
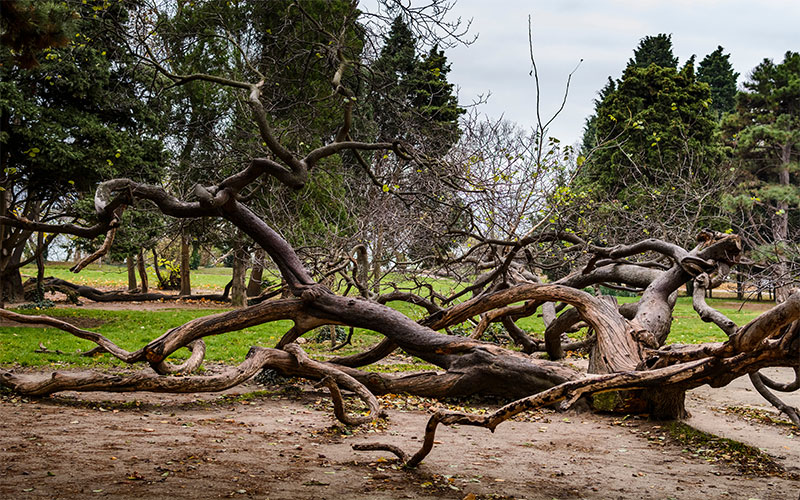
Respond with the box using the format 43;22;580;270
1;376;797;500
686;367;800;467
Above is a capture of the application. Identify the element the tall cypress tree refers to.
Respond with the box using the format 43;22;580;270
697;46;739;118
628;33;679;69
406;44;465;153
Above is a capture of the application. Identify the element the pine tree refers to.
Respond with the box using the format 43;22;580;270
697;46;739;118
722;51;800;302
0;0;164;301
581;77;616;152
406;44;465;153
581;59;720;193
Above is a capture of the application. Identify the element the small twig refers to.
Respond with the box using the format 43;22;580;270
34;342;63;355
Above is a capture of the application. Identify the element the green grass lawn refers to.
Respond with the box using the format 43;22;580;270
21;262;252;291
1;267;771;370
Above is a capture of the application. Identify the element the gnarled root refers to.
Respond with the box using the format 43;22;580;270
284;343;384;425
354;359;709;467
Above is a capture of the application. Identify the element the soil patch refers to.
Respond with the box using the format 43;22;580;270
0;314;105;329
712;300;777;313
1;376;797;500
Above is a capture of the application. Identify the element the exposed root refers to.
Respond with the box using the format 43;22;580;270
750;372;800;427
284;343;384;425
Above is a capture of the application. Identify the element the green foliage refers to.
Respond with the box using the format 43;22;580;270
581;61;721;194
370;16;465;152
0;0;75;68
17;298;55;310
0;0;164;197
697;45;739;118
573;36;731;247
724;51;800;160
722;51;800;274
405;44;466;152
627;33;678;69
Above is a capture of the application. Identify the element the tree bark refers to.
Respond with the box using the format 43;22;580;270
35;230;45;301
246;248;265;297
180;229;191;296
355;244;369;296
231;233;247;307
371;230;383;294
137;249;149;293
126;254;137;291
1;266;23;304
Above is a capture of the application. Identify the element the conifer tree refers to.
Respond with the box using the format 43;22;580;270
723;51;800;302
698;46;739;118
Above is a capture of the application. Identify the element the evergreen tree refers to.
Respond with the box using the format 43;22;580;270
581;59;720;193
0;0;74;68
406;44;465;153
376;16;417;81
722;51;800;302
574;51;728;247
370;17;464;152
628;33;678;69
697;46;739;118
0;0;164;301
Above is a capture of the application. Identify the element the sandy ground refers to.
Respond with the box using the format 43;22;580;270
0;370;797;500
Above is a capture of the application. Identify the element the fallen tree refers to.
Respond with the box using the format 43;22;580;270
2;175;798;464
0;0;797;470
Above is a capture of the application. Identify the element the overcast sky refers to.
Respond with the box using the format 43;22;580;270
416;0;800;148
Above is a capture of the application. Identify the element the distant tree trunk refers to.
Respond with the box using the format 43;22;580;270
35;230;45;301
137;249;148;293
736;272;744;300
180;229;191;296
772;148;791;304
126;255;137;291
231;234;247;307
246;248;265;297
355;244;369;297
152;248;165;288
371;230;383;294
